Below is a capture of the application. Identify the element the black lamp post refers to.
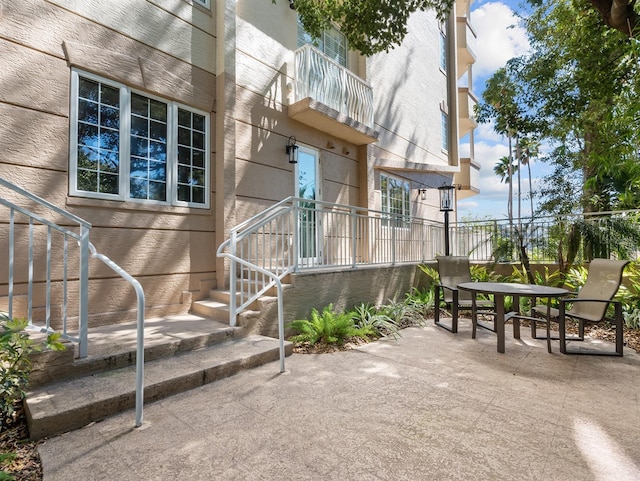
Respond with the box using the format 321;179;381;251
438;185;455;256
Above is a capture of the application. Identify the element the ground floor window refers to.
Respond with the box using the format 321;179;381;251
69;69;210;208
381;173;410;227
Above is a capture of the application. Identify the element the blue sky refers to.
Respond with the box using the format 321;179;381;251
457;0;540;219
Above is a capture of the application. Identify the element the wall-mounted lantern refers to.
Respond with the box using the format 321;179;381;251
286;136;299;164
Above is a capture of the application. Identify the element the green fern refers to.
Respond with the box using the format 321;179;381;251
287;304;359;346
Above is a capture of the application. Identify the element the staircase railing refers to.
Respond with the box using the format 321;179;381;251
216;197;442;328
0;176;146;425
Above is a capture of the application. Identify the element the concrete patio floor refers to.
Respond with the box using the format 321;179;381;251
38;319;640;480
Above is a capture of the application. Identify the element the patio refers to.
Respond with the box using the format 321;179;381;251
39;319;640;481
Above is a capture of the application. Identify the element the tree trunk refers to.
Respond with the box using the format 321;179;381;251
589;0;640;37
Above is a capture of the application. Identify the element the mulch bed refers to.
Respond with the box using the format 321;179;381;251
1;405;42;481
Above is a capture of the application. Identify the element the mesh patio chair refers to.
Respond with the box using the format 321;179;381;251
434;256;495;334
531;259;629;356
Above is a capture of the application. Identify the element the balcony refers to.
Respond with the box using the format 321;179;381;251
454;157;481;198
458;87;477;138
456;17;477;76
289;44;378;145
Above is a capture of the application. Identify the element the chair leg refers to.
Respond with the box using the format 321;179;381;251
434;286;441;326
615;302;624;356
451;290;459;333
559;303;567;354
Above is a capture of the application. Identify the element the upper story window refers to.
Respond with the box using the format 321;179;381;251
70;70;210;208
441;111;449;152
439;31;447;71
381;174;410;227
193;0;210;8
297;17;347;67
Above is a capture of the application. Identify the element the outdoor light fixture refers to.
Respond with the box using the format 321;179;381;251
419;188;427;201
289;0;295;9
438;184;456;255
286;135;299;163
438;184;455;212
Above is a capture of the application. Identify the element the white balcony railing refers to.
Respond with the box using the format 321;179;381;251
294;44;374;129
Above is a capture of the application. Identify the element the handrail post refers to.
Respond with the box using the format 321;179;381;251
78;225;90;358
229;230;238;327
351;207;357;268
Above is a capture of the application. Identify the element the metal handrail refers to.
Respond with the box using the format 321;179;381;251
217;251;286;373
217;197;442;328
89;243;145;427
0;176;145;427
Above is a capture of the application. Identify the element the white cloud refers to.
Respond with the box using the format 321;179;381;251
471;2;529;78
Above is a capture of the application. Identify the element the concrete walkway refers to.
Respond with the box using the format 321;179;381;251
39;320;640;480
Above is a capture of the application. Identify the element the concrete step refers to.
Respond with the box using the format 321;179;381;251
28;314;243;387
25;334;293;440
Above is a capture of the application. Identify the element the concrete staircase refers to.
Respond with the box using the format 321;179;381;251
24;289;292;441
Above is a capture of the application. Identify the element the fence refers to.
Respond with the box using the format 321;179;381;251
451;211;640;263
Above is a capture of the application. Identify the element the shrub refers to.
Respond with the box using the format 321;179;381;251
1;315;66;430
350;303;400;340
287;304;365;346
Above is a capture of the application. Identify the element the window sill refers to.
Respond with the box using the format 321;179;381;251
66;195;212;215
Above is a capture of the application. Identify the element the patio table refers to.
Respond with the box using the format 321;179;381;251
457;282;569;353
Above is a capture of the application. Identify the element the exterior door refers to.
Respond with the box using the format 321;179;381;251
295;146;321;264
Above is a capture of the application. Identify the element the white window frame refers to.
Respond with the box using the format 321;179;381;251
297;18;348;67
439;31;447;72
69;69;210;209
380;173;411;228
441;111;449;152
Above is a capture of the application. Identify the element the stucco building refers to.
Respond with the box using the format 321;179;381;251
0;0;478;343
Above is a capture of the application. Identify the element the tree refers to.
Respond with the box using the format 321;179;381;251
277;1;640;56
588;0;640;36
493;155;517;221
517;0;640;215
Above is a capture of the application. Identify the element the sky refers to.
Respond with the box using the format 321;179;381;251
456;0;537;220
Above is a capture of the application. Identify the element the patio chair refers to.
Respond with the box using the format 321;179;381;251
531;259;629;356
434;256;495;334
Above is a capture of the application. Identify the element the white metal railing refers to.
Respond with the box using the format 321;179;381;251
0;176;146;425
294;44;375;129
0;177;91;356
216;197;442;327
452;211;640;263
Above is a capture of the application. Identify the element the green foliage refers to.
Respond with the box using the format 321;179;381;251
278;0;454;56
287;304;374;346
0;315;66;429
350;303;400;340
0;453;16;481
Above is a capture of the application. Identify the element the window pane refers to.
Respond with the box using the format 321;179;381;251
101;84;119;107
129;94;168;201
131;115;148;138
76;77;120;195
381;174;410;227
176;108;206;204
79;78;99;102
78;99;98;124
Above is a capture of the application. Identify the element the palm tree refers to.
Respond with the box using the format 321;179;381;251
518;136;540;218
494;155;518;220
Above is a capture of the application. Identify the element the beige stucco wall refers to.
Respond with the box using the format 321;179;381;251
0;0;217;326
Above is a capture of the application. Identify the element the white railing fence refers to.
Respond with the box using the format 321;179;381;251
294;44;375;129
0;176;145;425
217;197;443;327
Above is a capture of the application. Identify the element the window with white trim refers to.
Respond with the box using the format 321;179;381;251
70;70;210;208
439;31;447;71
297;18;347;67
381;174;410;227
441;111;449;152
